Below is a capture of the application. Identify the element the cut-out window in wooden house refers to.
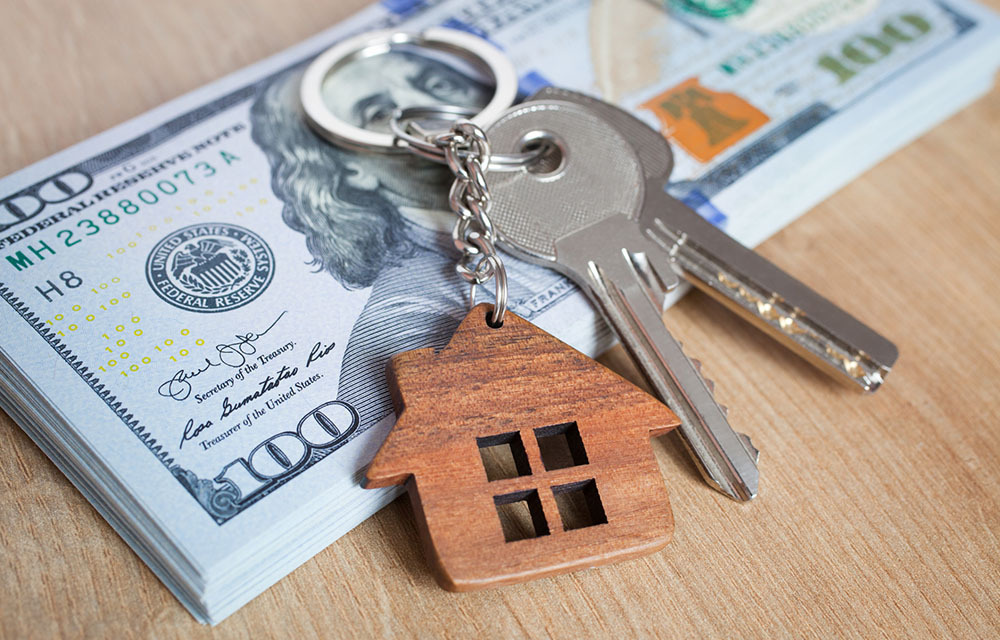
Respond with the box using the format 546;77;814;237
534;422;589;470
493;489;549;542
477;431;532;481
552;479;607;531
483;423;608;542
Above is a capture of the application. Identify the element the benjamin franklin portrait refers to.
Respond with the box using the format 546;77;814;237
249;50;574;434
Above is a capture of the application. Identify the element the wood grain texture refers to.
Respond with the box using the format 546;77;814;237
365;305;678;590
1;1;999;638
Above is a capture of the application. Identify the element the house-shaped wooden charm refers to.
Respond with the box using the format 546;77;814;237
364;305;680;590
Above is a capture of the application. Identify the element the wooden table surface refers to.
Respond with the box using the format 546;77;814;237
2;1;998;638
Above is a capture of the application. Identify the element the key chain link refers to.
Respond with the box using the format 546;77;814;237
389;105;549;328
431;119;508;327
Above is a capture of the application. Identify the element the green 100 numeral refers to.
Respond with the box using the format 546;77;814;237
818;13;932;84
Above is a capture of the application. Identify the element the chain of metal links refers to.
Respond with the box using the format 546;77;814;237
432;120;508;327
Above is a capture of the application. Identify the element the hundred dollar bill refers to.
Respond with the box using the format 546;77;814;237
433;0;1000;243
0;0;608;624
0;0;997;624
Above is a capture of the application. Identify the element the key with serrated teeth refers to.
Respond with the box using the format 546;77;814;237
486;99;760;501
529;87;899;393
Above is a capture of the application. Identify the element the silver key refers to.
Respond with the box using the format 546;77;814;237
486;101;760;501
531;87;899;392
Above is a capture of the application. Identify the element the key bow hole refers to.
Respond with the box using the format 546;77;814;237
519;131;565;176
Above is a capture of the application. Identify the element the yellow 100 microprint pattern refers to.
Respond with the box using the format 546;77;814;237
44;279;205;380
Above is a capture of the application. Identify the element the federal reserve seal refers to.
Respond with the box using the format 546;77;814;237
146;223;275;313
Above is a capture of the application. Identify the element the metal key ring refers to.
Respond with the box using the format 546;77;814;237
389;105;545;170
300;28;517;152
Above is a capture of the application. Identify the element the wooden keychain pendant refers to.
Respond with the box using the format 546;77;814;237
364;304;680;591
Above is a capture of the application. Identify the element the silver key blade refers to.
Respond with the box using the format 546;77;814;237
554;215;759;501
639;187;898;391
487;101;760;501
532;88;898;391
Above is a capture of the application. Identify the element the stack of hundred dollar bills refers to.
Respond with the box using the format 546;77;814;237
0;0;997;624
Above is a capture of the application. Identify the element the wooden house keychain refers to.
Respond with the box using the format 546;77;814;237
301;28;680;590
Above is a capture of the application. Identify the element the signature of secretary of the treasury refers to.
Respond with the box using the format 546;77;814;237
156;311;287;402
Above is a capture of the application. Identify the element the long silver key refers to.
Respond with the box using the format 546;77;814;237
530;87;899;392
486;101;760;501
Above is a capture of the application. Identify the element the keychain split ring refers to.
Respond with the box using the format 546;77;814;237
391;106;545;170
300;28;518;152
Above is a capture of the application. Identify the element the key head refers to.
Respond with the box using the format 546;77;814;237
489;100;758;501
486;100;645;262
528;88;674;183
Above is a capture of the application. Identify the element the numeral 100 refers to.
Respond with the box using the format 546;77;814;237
818;13;931;84
213;401;359;503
